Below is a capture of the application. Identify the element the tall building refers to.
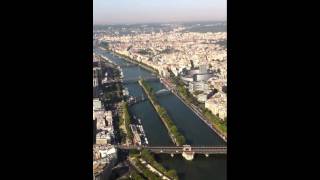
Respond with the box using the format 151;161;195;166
93;67;102;98
93;67;102;87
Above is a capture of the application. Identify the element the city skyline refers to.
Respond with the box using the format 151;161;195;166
94;0;227;25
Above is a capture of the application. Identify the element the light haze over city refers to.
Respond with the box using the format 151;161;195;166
93;0;227;24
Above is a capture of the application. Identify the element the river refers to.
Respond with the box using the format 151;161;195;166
94;48;226;180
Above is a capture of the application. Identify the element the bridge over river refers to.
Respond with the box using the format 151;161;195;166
116;145;227;160
122;76;158;84
103;77;159;85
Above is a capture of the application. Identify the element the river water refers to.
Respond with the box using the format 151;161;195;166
95;48;226;180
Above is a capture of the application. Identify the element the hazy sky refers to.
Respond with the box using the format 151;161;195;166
94;0;226;24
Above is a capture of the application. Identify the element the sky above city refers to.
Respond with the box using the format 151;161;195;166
93;0;226;24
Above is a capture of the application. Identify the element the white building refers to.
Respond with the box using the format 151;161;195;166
93;98;103;110
100;146;117;159
205;92;227;120
197;94;208;103
189;81;209;93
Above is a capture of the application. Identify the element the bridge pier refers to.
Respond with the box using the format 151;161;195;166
182;151;194;161
182;145;194;160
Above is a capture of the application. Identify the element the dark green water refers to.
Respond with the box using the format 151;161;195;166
156;155;226;180
95;48;226;180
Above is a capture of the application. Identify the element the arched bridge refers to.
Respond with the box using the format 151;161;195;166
155;89;170;95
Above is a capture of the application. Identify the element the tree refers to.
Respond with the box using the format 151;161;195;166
177;135;186;145
141;149;153;162
170;126;178;134
166;169;178;179
130;170;144;180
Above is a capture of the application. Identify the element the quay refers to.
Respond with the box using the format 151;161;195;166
160;78;227;143
110;50;159;74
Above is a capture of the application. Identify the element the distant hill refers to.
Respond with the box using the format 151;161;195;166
182;21;226;33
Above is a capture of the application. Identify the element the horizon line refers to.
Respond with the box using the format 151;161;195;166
93;19;227;26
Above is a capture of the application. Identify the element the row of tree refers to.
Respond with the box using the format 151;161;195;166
140;79;186;146
203;109;227;134
132;158;160;180
168;69;227;135
140;149;179;180
168;70;200;106
128;170;145;180
119;102;133;143
129;149;179;180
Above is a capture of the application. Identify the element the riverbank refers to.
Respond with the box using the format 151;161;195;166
162;75;227;142
139;79;186;146
94;48;227;180
129;149;178;180
170;87;227;142
109;48;227;142
107;48;227;142
109;50;159;75
119;102;133;145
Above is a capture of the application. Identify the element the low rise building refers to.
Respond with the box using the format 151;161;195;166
205;92;227;120
189;81;209;93
197;93;208;103
93;145;118;180
96;131;112;145
93;98;103;110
